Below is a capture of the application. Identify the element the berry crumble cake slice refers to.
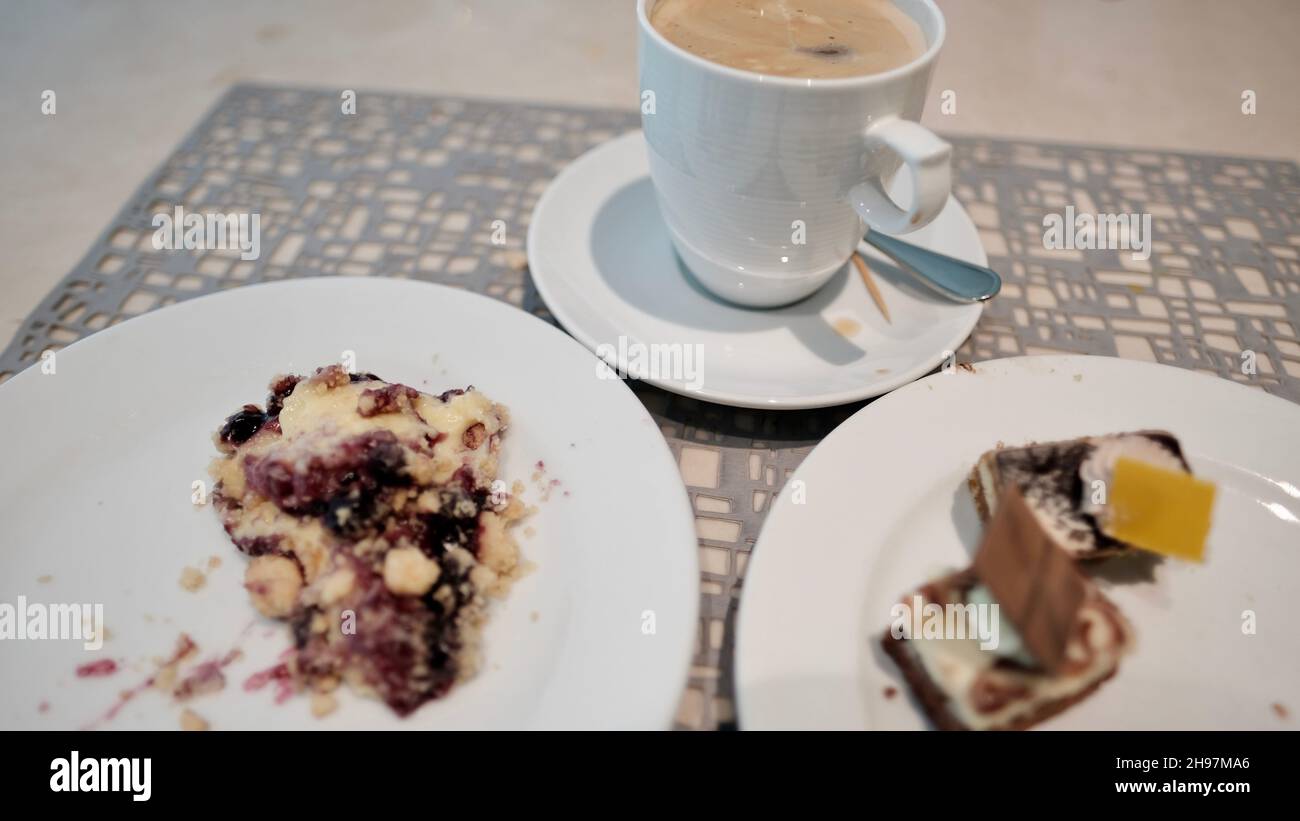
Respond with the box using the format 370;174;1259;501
209;365;526;716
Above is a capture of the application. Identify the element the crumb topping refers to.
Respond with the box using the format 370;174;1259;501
244;555;302;619
383;546;442;596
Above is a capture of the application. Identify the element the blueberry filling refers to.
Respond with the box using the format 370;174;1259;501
218;404;268;446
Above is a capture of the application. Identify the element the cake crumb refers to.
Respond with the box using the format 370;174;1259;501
311;692;338;718
530;611;540;623
37;574;53;584
76;659;119;678
153;665;179;692
1273;702;1289;720
172;659;229;701
37;701;50;714
179;566;206;592
831;317;861;338
207;555;223;570
179;709;209;731
883;686;898;700
1073;374;1083;382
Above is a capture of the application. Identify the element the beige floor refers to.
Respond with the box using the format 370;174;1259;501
2;0;1297;334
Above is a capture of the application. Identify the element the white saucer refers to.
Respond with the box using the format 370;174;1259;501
527;131;986;409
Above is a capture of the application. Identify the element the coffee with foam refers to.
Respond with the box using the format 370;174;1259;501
649;0;927;80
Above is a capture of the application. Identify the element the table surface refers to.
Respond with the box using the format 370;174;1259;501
2;2;1299;731
2;0;1298;335
3;82;1297;729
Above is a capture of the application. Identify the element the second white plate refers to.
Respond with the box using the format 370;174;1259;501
737;355;1300;730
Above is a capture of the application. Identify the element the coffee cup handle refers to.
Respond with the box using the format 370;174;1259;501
848;117;952;235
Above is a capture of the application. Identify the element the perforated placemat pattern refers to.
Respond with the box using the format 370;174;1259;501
4;84;1298;729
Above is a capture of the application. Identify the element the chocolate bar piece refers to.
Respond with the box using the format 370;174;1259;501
972;485;1087;673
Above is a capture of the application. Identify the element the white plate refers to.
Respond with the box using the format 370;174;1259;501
737;355;1300;729
527;131;985;409
0;278;697;730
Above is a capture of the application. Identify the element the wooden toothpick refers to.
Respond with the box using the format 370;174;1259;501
852;252;891;324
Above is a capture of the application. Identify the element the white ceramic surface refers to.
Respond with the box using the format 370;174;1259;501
0;278;698;730
637;0;951;306
737;355;1300;730
527;130;984;409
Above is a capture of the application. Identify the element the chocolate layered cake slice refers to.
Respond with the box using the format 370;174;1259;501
880;567;1134;731
208;365;526;715
883;485;1134;730
967;431;1191;559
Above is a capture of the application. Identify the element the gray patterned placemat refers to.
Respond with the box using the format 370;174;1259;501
4;84;1299;729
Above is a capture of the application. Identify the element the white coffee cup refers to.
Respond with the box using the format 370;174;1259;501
638;0;950;308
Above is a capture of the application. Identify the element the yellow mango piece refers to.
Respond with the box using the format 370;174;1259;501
1106;456;1216;562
